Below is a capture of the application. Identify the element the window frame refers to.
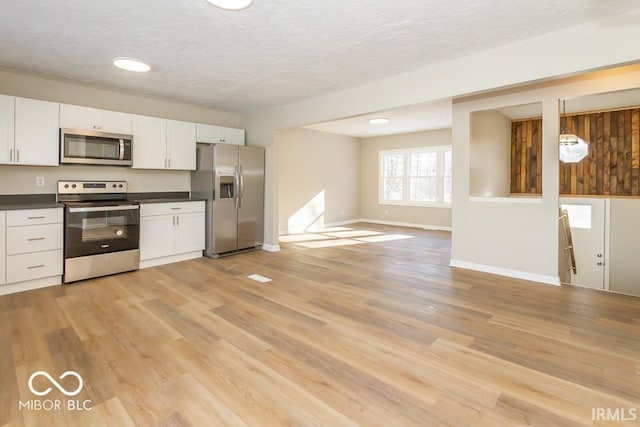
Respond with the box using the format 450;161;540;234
378;145;452;208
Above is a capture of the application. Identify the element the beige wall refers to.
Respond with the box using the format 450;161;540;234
0;165;189;195
244;18;640;249
0;68;240;126
0;68;241;194
451;65;640;284
360;129;451;229
276;128;360;234
469;110;511;197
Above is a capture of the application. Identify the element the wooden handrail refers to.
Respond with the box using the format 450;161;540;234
559;209;577;274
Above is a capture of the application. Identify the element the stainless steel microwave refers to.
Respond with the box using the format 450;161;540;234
60;128;133;166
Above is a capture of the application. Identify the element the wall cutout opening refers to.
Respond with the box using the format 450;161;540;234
470;102;542;198
560;90;640;197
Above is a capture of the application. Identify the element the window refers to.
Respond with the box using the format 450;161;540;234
379;146;452;207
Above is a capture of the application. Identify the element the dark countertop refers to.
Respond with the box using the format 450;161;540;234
127;191;206;204
134;197;207;204
0;194;64;211
0;192;206;210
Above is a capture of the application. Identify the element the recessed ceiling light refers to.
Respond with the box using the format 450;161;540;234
368;118;390;125
112;57;152;73
205;0;254;11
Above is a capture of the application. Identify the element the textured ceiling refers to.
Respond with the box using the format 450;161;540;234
0;0;639;114
303;100;453;138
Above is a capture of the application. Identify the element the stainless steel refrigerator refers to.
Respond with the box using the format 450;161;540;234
191;143;264;257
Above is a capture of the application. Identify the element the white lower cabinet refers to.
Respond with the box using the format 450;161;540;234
0;212;5;286
0;207;63;295
140;201;205;268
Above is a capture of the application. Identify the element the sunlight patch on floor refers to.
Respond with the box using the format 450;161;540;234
278;233;334;243
296;238;363;249
355;234;414;243
324;230;385;238
278;225;415;248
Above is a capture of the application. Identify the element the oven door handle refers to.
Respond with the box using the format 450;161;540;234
68;204;139;213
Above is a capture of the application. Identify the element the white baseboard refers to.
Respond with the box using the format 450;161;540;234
359;218;451;232
0;275;62;296
262;244;280;252
449;259;560;286
140;251;203;269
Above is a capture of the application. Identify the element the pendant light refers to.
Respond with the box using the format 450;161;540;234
559;100;588;163
559;100;579;145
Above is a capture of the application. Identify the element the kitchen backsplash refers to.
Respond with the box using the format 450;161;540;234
0;165;190;195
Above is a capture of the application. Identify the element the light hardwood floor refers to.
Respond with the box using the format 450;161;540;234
1;223;639;426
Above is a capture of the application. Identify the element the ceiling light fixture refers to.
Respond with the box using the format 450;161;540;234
112;57;152;73
368;118;390;125
205;0;254;11
559;100;588;163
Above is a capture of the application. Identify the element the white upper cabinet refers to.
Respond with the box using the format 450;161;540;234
60;104;133;134
133;116;196;170
166;120;196;170
132;115;167;169
0;95;15;165
221;126;245;145
196;123;245;145
2;96;59;166
13;97;59;166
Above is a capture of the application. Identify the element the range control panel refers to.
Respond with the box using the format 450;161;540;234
57;180;128;194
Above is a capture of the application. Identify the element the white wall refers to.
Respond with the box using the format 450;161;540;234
0;68;240;194
360;129;451;229
244;16;640;250
469;111;512;198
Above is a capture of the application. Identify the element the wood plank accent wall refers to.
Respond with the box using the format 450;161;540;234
510;107;640;196
559;107;640;196
510;118;542;194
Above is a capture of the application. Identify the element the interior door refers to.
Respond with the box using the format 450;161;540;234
560;197;605;289
213;144;239;254
608;199;640;296
237;146;264;250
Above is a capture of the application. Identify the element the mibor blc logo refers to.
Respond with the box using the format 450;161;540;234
19;370;92;412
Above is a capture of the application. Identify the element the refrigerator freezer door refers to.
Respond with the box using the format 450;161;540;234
213;144;240;254
237;146;265;250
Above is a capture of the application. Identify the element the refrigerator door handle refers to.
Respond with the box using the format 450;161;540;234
238;165;244;209
235;165;240;210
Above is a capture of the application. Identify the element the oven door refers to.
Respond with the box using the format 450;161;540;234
65;204;140;259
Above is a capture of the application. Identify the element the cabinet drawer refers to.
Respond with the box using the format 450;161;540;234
140;201;205;217
7;208;63;226
6;223;63;255
6;250;63;284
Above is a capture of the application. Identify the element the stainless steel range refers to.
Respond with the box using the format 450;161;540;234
58;180;140;283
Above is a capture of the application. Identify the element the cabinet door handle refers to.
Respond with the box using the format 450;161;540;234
16;149;20;163
27;216;46;220
170;207;181;210
168;158;171;168
172;216;175;226
27;264;45;269
9;148;13;162
27;237;45;241
176;215;179;226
